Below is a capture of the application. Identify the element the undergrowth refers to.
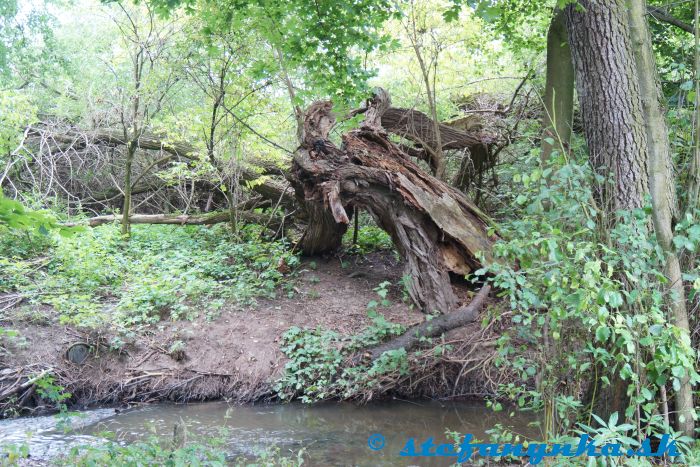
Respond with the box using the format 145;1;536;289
0;223;299;329
275;282;406;402
342;212;394;254
474;147;700;456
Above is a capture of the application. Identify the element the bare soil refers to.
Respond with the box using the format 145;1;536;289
3;252;497;412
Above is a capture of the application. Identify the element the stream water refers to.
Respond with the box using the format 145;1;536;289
0;400;539;465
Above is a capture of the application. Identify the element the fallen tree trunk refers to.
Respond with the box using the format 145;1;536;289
381;107;489;150
291;90;497;313
29;127;295;208
73;210;284;232
367;107;495;187
360;285;491;362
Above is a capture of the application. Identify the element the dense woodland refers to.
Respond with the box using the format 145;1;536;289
1;0;700;464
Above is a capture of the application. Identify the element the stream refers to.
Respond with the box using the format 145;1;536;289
0;400;540;465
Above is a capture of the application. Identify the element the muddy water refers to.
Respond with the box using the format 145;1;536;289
0;400;539;465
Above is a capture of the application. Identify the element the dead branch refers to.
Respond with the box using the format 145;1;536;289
70;210;285;232
360;285;491;362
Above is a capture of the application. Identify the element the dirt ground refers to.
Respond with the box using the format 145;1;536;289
2;251;495;412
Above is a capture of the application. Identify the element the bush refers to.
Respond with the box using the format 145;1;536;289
476;150;700;439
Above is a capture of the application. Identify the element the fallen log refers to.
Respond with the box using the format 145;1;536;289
360;285;491;362
72;210;285;233
352;106;496;187
291;90;497;313
29;127;295;208
381;107;489;150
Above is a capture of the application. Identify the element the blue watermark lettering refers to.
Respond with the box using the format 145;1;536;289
389;432;681;463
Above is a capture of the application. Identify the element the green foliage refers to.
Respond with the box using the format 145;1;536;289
55;435;229;466
275;326;344;402
149;0;399;103
275;285;406;402
445;0;555;53
35;373;71;411
344;224;394;254
366;281;392;311
476;149;699;437
0;192;69;236
0;2;58;82
44;433;305;467
1;223;299;328
0;90;36;156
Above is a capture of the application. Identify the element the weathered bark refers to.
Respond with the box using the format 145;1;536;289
360;285;490;362
292;195;348;255
121;142;136;236
541;10;575;164
565;0;649;423
379;107;495;190
42;129;197;159
629;0;694;437
566;0;649;213
290;93;497;313
381;107;488;151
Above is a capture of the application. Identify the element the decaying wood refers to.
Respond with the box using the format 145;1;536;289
291;91;497;313
360;285;491;362
357;105;494;186
381;107;489;150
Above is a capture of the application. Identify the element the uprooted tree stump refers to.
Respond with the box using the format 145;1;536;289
290;90;498;314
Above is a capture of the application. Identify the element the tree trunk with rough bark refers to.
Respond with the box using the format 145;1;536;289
37;128;295;209
566;0;649;214
377;107;494;192
121;142;136;236
290;91;497;314
541;10;574;164
76;210;282;231
565;0;649;423
628;0;695;437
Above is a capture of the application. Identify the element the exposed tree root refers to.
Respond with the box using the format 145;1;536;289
290;90;497;313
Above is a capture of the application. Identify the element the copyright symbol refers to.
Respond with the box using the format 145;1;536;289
367;433;385;451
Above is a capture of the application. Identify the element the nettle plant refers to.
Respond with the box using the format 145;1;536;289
476;151;699;439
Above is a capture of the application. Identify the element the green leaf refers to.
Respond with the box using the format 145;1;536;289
680;80;693;91
595;326;611;342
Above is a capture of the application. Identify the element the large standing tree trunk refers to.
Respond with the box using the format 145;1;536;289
566;0;649;214
628;0;695;437
290;91;497;313
565;0;649;423
541;10;574;164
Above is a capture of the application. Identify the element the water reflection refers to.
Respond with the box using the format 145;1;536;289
1;400;540;465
